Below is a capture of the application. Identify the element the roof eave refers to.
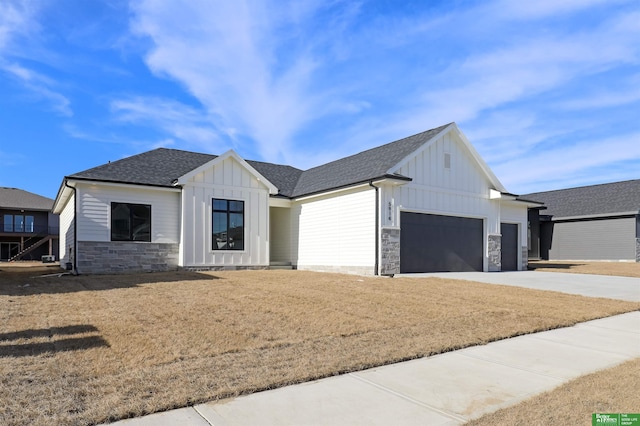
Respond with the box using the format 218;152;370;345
293;174;412;201
550;211;640;221
66;175;176;189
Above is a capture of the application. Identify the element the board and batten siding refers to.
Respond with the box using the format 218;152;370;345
385;130;496;230
58;192;75;266
293;186;376;274
548;217;636;261
180;156;271;268
73;182;180;243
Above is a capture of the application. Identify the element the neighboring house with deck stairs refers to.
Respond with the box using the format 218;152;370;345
0;187;59;262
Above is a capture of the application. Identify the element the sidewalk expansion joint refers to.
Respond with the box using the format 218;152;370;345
576;323;640;335
348;372;467;423
528;334;640;357
456;352;569;381
193;405;216;426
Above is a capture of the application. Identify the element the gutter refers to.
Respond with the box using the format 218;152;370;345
369;181;379;276
293;174;411;201
64;180;78;275
549;211;640;222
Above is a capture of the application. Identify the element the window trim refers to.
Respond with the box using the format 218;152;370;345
110;202;152;242
212;198;245;251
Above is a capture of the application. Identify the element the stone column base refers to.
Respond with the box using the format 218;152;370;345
381;228;400;276
488;234;501;272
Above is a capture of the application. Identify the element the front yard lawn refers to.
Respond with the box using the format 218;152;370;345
1;265;638;425
468;357;640;425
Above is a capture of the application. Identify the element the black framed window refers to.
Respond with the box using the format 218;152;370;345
212;199;244;250
111;203;151;242
2;214;34;233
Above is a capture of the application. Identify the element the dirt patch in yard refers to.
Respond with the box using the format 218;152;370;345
529;261;640;278
467;358;640;426
1;265;638;425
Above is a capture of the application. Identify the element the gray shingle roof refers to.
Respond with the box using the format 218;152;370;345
0;187;54;211
290;123;450;197
69;149;216;187
70;149;304;197
245;160;303;197
67;123;453;198
523;180;640;218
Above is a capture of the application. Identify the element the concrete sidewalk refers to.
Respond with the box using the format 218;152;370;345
107;311;640;426
399;271;640;302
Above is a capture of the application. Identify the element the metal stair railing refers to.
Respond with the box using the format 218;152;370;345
8;233;53;262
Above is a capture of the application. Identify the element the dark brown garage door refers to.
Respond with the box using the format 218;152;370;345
400;212;483;273
501;223;518;271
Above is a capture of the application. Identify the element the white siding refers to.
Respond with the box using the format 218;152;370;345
58;192;75;266
293;187;376;273
181;156;271;267
74;183;180;243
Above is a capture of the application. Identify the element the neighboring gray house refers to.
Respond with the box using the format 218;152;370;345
525;180;640;262
0;187;59;261
53;122;535;275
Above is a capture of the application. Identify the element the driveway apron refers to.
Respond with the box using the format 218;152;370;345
398;271;640;302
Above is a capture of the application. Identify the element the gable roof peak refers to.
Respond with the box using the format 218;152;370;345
290;122;454;197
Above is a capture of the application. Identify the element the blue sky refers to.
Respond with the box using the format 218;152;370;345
1;0;639;200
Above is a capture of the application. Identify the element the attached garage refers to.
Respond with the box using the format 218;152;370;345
400;212;484;273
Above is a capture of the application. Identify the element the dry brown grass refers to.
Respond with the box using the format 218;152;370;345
467;358;640;426
529;261;640;278
1;264;638;425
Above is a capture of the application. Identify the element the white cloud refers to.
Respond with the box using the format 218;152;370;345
493;132;640;193
110;96;222;150
128;0;362;164
559;90;640;110
118;0;639;193
2;62;72;116
0;2;72;116
490;0;625;20
0;1;37;50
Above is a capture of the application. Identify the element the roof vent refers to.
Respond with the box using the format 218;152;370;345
444;153;451;169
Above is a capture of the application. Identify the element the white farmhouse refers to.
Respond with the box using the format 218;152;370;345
53;122;539;275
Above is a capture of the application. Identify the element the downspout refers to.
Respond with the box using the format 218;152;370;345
64;180;78;274
369;181;379;275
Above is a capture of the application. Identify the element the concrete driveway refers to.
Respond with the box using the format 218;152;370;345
397;271;640;302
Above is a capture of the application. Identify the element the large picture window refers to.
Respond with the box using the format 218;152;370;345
111;203;151;242
3;214;34;233
212;199;244;250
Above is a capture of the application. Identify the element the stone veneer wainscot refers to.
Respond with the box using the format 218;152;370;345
76;241;179;274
